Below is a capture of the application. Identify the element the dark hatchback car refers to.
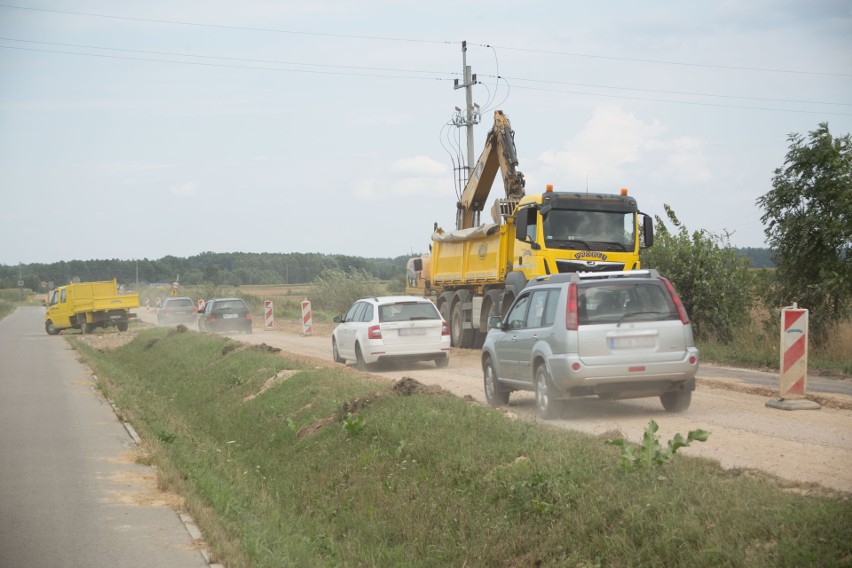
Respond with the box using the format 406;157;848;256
157;296;197;326
198;297;253;334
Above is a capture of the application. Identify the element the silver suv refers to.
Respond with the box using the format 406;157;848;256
481;270;699;419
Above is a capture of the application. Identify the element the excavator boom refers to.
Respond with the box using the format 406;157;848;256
456;110;526;230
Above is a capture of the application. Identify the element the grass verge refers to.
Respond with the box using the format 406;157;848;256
697;314;852;377
73;328;851;567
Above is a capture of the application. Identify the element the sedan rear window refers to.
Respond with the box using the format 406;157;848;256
379;302;439;322
167;299;194;308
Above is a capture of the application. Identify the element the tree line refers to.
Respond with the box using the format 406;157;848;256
2;247;775;294
0;252;409;292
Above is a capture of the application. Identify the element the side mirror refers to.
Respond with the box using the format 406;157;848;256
488;315;504;330
642;214;654;248
514;210;528;241
333;315;343;323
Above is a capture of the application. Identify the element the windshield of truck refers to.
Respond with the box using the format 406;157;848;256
543;209;635;251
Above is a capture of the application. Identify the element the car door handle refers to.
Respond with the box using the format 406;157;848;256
531;335;538;341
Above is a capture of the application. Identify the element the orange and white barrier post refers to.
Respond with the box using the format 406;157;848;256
766;304;820;411
264;300;274;330
301;298;313;336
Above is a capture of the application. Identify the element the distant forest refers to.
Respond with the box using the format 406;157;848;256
0;248;773;291
1;252;410;291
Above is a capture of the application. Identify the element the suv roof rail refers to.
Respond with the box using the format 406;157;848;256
527;269;660;287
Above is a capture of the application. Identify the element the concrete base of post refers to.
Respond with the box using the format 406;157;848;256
765;398;822;411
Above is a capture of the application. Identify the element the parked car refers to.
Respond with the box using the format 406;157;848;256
332;296;451;370
198;297;253;334
481;269;699;419
157;296;197;326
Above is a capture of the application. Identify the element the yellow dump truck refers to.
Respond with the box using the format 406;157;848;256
408;111;653;348
45;279;139;335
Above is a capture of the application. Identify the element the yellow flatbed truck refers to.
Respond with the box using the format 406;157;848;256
45;279;139;335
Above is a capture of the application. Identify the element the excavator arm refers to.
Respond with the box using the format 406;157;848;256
456;110;526;230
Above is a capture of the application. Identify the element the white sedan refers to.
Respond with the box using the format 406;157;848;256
332;296;451;370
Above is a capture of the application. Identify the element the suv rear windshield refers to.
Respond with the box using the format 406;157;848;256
213;300;248;311
378;302;440;322
579;281;677;325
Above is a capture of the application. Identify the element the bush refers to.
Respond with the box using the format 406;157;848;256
641;205;752;341
310;267;385;314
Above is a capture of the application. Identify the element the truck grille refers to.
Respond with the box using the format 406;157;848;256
556;260;625;273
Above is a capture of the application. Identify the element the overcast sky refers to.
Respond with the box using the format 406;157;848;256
1;1;850;266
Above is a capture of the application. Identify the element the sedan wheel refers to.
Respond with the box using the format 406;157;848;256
355;344;369;372
332;339;345;364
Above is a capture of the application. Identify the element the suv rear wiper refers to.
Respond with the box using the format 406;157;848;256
617;310;663;327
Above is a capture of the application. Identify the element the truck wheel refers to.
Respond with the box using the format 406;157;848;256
451;292;474;348
660;390;692;412
45;320;60;336
483;356;509;406
438;292;453;331
535;365;562;420
80;321;92;334
116;321;129;332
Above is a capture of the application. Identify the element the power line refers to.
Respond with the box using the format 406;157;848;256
0;44;454;82
0;3;453;46
8;36;843;113
4;42;847;117
491;74;851;108
504;82;852;117
0;37;457;77
474;43;852;79
3;3;848;79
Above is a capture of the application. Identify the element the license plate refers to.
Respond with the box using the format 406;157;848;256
610;335;655;349
398;328;426;336
223;313;238;319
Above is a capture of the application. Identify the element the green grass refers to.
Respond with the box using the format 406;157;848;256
0;299;15;320
698;316;852;376
73;328;852;567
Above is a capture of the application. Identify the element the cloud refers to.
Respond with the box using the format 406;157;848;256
389;155;447;177
352;155;449;201
170;181;199;197
534;106;711;189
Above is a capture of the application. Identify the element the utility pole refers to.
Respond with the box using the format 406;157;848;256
452;41;480;187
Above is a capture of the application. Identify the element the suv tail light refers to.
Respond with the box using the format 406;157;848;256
660;278;690;324
441;321;450;336
368;324;382;339
565;283;578;331
245;313;252;320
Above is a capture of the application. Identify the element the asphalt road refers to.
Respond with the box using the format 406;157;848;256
0;307;210;568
